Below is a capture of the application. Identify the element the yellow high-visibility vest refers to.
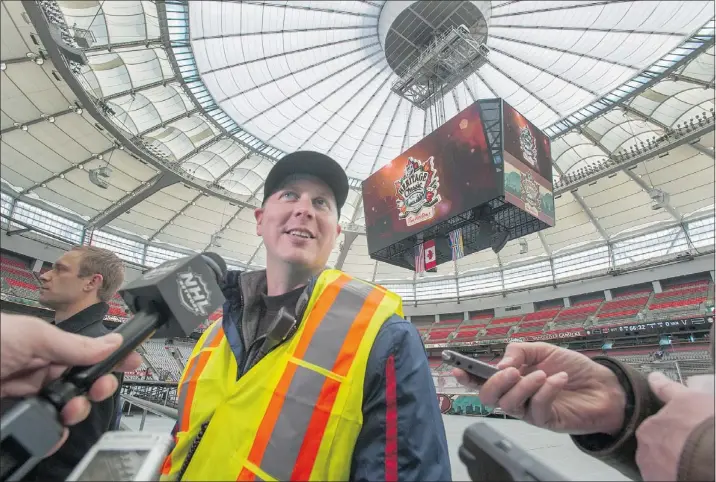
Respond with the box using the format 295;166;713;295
160;270;403;481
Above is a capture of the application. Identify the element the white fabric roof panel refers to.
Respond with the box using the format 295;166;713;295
2;63;75;120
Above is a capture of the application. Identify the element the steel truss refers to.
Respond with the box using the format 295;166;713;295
391;25;490;111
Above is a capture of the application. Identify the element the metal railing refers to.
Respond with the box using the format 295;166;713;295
631;359;714;384
121;381;179;410
118;393;177;432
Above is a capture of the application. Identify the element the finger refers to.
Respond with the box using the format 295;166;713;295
648;372;688;403
115;351;143;373
61;396;91;426
634;418;654;475
528;371;568;426
88;374;119;402
497;370;547;417
46;428;69;457
39;330;123;367
478;367;521;407
0;367;52;398
497;342;554;370
452;368;483;390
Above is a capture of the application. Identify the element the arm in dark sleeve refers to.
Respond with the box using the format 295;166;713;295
679;415;715;482
350;316;452;482
571;357;664;482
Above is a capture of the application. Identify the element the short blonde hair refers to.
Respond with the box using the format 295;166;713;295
71;246;125;302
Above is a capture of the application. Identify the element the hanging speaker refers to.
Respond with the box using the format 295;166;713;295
47;23;87;66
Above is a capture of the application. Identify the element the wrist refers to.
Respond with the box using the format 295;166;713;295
593;361;634;437
602;371;628;436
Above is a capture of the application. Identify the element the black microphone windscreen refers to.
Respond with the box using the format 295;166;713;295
120;253;227;338
201;252;228;280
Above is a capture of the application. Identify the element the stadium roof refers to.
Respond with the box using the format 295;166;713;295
1;1;714;303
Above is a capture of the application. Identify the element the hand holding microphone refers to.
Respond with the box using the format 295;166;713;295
0;252;227;481
0;314;142;456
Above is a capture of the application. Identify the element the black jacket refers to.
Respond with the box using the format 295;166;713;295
25;302;123;481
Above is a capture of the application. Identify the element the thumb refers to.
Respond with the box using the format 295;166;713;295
42;329;123;367
498;342;552;369
648;371;688;403
497;343;528;369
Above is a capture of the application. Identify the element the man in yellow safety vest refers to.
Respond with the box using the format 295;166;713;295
161;151;451;481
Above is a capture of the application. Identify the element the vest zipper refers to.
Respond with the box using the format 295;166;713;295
176;420;209;481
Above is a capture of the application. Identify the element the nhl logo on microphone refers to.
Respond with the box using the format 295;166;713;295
177;270;212;317
119;253;226;338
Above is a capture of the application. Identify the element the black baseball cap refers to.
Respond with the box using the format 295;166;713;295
262;151;349;214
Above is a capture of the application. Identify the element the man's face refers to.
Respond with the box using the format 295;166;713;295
39;251;99;308
255;176;341;271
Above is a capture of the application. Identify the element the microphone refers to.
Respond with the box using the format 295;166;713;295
0;252;227;482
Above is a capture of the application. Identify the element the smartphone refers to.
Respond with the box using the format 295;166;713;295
460;421;568;481
442;350;500;381
65;432;174;481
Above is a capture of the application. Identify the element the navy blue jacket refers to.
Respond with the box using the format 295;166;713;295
172;271;451;481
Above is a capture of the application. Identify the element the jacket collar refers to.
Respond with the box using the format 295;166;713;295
55;302;109;334
223;269;321;319
220;269;325;370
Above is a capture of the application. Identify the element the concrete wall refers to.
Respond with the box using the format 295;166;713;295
494;302;535;317
404;254;714;317
0;230;144;285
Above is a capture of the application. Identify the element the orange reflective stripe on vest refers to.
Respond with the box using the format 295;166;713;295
177;322;225;431
237;275;387;481
161;321;225;476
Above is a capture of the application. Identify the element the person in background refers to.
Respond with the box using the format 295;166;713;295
0;313;141;456
24;246;126;480
453;325;715;482
161;151;451;481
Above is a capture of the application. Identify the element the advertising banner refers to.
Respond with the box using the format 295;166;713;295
502;101;555;226
424;317;713;349
362;101;499;253
425;327;586;348
585;316;713;338
437;393;492;416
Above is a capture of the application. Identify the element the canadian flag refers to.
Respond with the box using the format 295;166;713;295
424;239;437;270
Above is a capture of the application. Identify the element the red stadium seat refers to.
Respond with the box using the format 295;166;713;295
489;316;522;325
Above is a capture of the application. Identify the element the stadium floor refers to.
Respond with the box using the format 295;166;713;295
443;416;631;481
121;415;631;481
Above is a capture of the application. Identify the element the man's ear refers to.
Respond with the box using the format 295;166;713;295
85;274;103;294
254;208;264;236
335;222;342;237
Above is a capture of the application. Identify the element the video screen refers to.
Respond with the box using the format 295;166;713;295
502;101;553;184
363;101;500;254
502;101;555;226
